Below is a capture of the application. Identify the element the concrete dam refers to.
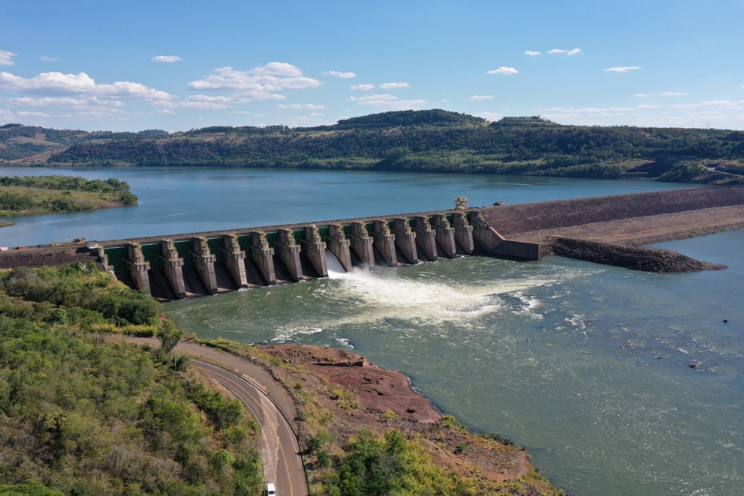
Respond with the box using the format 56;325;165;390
98;208;540;301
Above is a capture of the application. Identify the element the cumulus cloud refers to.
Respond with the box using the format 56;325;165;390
0;109;15;120
6;96;125;110
17;111;50;117
152;55;182;63
0;71;173;100
486;67;518;76
379;82;410;89
548;48;581;55
277;103;326;110
40;56;60;62
351;84;375;91
468;95;494;101
348;93;426;110
660;91;686;96
605;66;641;72
157;109;175;114
0;49;18;66
634;93;651;97
325;70;357;78
636;104;660;109
160;95;234;109
525;51;541;56
187;63;320;102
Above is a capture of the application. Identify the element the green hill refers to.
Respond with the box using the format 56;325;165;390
3;110;744;184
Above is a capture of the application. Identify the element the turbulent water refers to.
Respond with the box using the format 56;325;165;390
166;231;744;496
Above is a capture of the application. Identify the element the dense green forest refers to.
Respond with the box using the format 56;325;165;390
3;110;744;183
0;262;263;495
0;176;137;216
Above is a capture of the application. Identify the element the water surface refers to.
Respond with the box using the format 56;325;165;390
0;166;692;246
166;231;744;496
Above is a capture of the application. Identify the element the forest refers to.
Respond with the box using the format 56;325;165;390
0;262;264;495
3;110;744;183
0;176;137;216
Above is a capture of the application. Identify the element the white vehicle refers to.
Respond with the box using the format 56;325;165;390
265;482;276;496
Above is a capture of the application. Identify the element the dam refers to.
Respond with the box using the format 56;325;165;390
97;204;540;301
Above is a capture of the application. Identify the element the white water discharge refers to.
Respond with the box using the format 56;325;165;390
325;248;346;273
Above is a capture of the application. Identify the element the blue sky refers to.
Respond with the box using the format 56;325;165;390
1;0;743;131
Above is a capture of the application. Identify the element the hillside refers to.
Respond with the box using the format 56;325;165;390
2;111;744;183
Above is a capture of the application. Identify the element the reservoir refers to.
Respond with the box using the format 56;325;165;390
2;166;740;495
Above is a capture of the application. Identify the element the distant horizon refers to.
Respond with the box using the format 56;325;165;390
2;108;741;134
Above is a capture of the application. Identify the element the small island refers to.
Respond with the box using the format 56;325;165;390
0;175;137;218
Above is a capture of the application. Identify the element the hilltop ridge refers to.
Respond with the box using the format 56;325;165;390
2;110;744;183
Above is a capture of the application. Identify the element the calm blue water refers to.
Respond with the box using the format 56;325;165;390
0;166;692;246
2;166;739;495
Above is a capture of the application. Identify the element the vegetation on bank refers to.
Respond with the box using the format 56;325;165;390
4;110;744;183
0;263;263;495
0;176;137;216
191;338;564;496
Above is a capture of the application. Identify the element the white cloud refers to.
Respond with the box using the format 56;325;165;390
163;95;234;109
0;109;15;120
157;109;175;114
379;82;410;89
475;112;501;121
0;49;18;66
548;48;581;56
278;103;326;110
348;93;426;110
634;93;652;97
668;100;744;109
636;104;660;109
525;51;541;56
230;111;250;114
605;66;641;72
40;56;60;62
660;91;686;96
486;67;518;76
6;96;125;110
351;84;375;91
468;95;494;101
325;70;357;78
187;64;320;102
17;111;50;117
0;71;173;100
152;55;182;63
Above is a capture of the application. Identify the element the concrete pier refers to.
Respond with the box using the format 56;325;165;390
327;224;353;272
127;243;151;295
370;220;398;267
431;214;456;258
451;212;475;255
222;235;249;288
276;229;303;281
303;226;328;277
350;222;375;268
161;239;186;299
392;218;419;264
413;216;439;261
249;232;277;285
192;237;219;294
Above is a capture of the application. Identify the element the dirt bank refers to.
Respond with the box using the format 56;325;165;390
0;248;98;270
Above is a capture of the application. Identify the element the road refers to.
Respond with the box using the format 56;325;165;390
125;338;307;496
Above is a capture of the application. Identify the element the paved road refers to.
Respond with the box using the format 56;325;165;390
197;362;307;496
125;338;307;496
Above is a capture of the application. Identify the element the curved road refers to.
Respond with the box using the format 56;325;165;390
197;362;307;496
125;338;307;496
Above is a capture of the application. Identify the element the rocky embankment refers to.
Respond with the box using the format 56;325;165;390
0;248;98;270
546;236;727;272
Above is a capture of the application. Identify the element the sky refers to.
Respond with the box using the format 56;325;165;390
1;0;744;132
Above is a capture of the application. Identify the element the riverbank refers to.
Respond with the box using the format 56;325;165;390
183;337;561;495
0;175;137;218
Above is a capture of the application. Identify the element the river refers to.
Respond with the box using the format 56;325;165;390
3;167;740;496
